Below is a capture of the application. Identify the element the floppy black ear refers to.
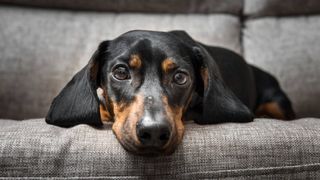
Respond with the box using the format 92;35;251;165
46;41;110;127
192;46;253;124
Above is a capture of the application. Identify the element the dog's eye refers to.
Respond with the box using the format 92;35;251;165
173;72;188;85
112;66;131;80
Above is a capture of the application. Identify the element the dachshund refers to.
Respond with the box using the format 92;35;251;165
46;30;295;155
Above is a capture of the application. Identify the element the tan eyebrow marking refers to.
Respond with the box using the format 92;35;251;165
161;58;177;73
129;54;142;69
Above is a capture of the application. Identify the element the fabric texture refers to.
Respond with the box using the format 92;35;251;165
243;16;320;118
0;6;241;120
1;118;320;178
0;0;243;14
0;2;320;179
244;0;320;17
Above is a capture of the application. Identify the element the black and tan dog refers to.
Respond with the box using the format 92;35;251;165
46;30;295;155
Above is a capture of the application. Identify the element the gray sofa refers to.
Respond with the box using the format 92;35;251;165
1;0;320;179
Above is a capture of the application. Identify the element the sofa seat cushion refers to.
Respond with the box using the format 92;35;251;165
243;16;320;118
1;118;320;178
0;6;241;119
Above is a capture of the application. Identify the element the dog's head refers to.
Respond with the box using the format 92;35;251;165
46;30;252;155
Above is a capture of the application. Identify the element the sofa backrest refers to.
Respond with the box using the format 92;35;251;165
0;0;319;119
243;0;320;118
0;0;243;14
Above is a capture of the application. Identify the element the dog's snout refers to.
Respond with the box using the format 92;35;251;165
136;117;171;148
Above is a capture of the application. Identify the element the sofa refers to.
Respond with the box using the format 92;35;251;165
0;0;320;179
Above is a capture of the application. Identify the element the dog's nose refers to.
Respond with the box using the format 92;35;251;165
136;118;171;148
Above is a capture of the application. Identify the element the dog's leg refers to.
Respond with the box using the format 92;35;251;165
251;66;296;120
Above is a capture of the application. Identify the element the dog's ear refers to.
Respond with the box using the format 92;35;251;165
169;30;197;45
168;30;253;123
46;41;110;127
192;46;253;124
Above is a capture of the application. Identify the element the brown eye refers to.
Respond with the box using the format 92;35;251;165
112;66;131;80
173;72;188;85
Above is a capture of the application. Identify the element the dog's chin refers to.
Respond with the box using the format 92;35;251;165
127;147;177;156
118;141;178;156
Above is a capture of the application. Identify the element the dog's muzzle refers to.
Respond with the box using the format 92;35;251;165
136;116;172;149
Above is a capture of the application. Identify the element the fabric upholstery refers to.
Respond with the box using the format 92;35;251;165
0;0;243;14
0;6;241;119
243;16;320;118
1;118;320;178
0;2;320;179
244;0;320;17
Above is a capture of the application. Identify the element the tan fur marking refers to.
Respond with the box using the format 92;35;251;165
255;102;286;119
97;88;113;122
200;67;209;90
129;54;142;69
162;96;184;151
112;101;130;143
100;104;111;122
112;95;144;146
161;58;177;73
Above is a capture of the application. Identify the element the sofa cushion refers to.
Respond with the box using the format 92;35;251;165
0;0;243;14
243;16;320;118
244;0;320;17
0;6;242;119
0;118;320;178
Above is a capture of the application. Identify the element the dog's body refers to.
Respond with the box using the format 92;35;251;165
187;43;295;122
46;30;295;155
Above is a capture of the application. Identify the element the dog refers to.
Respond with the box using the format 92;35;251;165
46;30;295;155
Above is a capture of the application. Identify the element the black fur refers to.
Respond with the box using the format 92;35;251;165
46;30;295;127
